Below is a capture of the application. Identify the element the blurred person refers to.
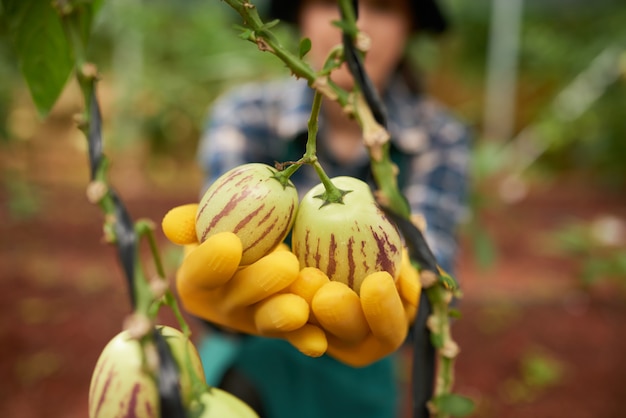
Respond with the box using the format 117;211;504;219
194;0;471;417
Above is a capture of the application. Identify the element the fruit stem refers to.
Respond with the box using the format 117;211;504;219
304;89;324;161
278;90;349;204
136;219;166;278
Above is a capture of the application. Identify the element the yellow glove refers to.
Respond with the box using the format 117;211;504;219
162;203;327;357
307;249;420;367
162;203;420;367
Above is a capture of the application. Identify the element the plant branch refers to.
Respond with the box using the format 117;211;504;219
222;0;350;106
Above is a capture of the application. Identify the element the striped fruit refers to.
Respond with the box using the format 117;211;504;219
187;388;258;418
292;176;403;294
196;163;299;265
88;326;204;418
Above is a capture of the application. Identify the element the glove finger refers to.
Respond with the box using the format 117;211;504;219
176;283;258;335
311;281;369;344
162;203;199;245
396;248;422;308
360;271;408;349
253;293;309;333
221;250;300;310
282;324;328;358
177;232;242;290
287;267;330;325
287;267;330;305
326;332;397;368
403;300;418;325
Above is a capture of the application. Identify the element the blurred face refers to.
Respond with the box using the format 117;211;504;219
298;0;413;91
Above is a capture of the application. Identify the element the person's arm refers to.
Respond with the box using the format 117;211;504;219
402;115;471;275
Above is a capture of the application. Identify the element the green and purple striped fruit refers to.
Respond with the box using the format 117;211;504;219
187;388;258;418
88;326;204;418
292;176;403;294
196;163;298;265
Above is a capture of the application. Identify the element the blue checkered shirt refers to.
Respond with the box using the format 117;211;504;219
198;75;471;274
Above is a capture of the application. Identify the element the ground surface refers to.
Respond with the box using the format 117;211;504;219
1;118;625;418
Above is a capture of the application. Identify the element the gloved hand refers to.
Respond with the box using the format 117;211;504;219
162;203;421;367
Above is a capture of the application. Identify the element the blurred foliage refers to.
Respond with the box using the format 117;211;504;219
0;6;20;142
0;0;293;156
548;215;626;292
446;0;626;187
87;0;294;158
501;345;566;404
0;0;625;182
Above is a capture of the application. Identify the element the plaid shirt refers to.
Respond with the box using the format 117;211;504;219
198;75;471;274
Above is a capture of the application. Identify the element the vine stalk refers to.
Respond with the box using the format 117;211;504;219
55;0;206;403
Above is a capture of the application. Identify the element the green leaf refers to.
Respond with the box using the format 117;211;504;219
331;19;356;36
438;270;459;291
2;0;102;118
432;393;475;417
2;0;73;117
448;308;462;319
262;19;280;30
237;28;254;40
298;37;312;59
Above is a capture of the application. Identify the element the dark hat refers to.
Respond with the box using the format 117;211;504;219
267;0;448;34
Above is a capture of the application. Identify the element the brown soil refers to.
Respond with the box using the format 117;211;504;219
1;117;625;418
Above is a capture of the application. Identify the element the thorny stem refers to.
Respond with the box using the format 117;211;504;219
136;220;166;278
426;286;459;418
57;0;205;404
222;0;350;106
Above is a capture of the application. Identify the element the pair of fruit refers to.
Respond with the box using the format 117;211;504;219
163;163;420;365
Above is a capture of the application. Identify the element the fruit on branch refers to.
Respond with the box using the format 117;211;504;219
196;163;299;265
291;176;403;294
88;326;204;418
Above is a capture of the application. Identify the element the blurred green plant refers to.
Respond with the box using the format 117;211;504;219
501;345;566;404
3;169;40;219
447;0;626;188
90;0;293;157
548;215;626;292
0;0;293;153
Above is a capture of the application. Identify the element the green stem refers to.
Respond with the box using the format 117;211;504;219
282;90;347;204
136;219;166;278
58;5;93;125
426;285;458;418
305;90;324;160
368;141;411;218
132;255;153;316
57;3;205;399
337;0;359;37
277;90;324;181
164;291;192;337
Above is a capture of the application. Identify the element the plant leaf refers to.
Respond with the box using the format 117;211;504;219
448;308;462;319
299;37;312;59
432;393;475;417
2;0;74;117
1;0;102;117
262;18;280;31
